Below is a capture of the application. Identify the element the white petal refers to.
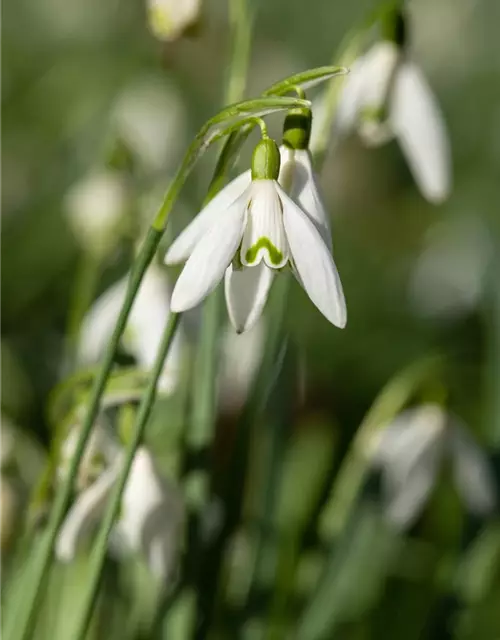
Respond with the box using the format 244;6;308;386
450;424;496;515
224;263;274;333
116;447;185;582
287;148;332;249
335;42;399;136
391;62;451;203
218;320;266;413
240;180;288;269
56;461;121;561
164;170;251;265
334;56;369;134
384;442;442;528
125;265;172;368
78;277;128;365
372;405;447;527
170;190;248;312
278;184;346;328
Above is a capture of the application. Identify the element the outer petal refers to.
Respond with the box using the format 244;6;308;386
450;423;497;516
78;277;128;364
372;405;447;528
170;190;248;312
287;148;332;249
114;447;185;583
224;263;274;333
334;55;369;134
278;184;346;328
164;170;251;265
391;62;451;203
240;180;289;269
56;461;121;561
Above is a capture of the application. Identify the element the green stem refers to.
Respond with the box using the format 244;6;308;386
8;226;162;640
72;312;180;640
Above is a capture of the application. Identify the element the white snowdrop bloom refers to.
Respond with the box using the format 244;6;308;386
369;404;496;529
165;134;346;333
410;216;491;320
336;14;451;203
147;0;201;42
57;446;185;584
218;319;266;413
78;264;183;395
65;171;128;256
113;78;186;172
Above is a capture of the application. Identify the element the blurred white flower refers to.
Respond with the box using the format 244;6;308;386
65;171;128;256
410;216;491;320
78;264;183;395
57;445;185;584
146;0;201;42
218;319;266;413
336;40;451;203
165;138;346;332
369;404;496;528
57;418;120;492
113;78;186;172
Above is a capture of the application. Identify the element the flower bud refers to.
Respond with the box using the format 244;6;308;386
282;106;312;150
251;137;281;181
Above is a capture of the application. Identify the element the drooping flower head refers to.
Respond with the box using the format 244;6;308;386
368;404;496;529
336;8;451;203
165;116;346;333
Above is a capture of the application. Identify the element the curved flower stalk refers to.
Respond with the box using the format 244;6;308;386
335;9;451;203
165;118;346;333
368;404;497;529
147;0;201;42
78;263;183;395
65;171;129;258
57;443;185;585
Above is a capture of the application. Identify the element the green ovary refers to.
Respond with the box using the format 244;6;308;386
245;237;283;266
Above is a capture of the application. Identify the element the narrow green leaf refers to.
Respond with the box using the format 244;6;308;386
262;66;349;97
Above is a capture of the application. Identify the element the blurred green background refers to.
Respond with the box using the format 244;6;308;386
2;0;500;637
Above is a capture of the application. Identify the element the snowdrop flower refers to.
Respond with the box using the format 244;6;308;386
336;9;451;203
369;404;496;529
78;263;183;395
218;319;266;413
57;445;185;585
112;78;186;173
147;0;201;42
165;115;346;333
65;171;128;257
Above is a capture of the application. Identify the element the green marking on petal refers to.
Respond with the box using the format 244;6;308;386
245;237;283;266
361;105;387;124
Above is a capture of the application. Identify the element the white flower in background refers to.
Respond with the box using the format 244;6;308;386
57;418;120;492
57;445;185;584
369;404;496;528
113;77;186;173
410;216;491;320
65;171;128;257
78;263;183;395
336;10;451;203
165;134;346;333
218;319;266;413
147;0;201;42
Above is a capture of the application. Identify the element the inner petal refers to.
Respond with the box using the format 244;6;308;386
240;180;288;269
